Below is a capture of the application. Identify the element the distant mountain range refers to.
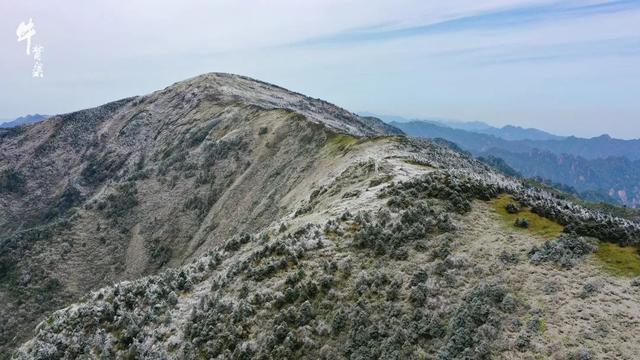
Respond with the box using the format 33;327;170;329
361;112;564;142
486;148;640;207
0;114;48;128
387;120;640;161
368;114;640;208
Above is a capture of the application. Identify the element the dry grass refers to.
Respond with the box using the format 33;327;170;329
491;194;564;240
327;133;359;153
595;242;640;277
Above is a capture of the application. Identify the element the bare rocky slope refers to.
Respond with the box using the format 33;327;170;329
3;73;640;359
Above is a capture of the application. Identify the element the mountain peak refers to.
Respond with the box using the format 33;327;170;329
158;73;400;137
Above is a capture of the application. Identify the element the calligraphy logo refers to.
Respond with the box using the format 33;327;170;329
16;18;44;78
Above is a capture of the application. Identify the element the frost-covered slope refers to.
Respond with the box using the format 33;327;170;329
0;73;399;355
4;74;640;359
15;134;640;359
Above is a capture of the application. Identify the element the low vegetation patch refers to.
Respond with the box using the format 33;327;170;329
186;122;216;147
349;201;454;260
529;234;597;269
327;133;359;153
0;167;26;194
44;185;84;220
184;188;218;220
492;195;563;239
595;242;640;277
381;172;489;215
81;152;127;185
437;282;514;359
368;174;394;188
100;182;138;220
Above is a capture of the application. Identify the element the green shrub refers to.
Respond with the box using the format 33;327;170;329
149;242;172;267
499;251;520;265
187;122;216;147
0;168;26;194
81;153;127;185
201;138;246;167
103;182;138;219
184;189;218;220
529;235;597;269
437;283;511;359
515;218;530;228
505;203;520;214
352;200;451;258
45;185;83;220
157;150;187;176
195;170;215;186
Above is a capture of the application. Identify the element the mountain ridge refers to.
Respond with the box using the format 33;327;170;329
361;113;564;141
388;119;640;160
3;74;640;359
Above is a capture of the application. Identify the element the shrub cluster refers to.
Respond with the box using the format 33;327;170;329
81;152;127;185
514;218;530;229
0;167;26;194
514;308;546;352
383;172;502;215
14;263;208;359
100;182;138;220
437;282;514;359
184;189;218;220
351;201;452;259
505;203;520;214
16;201;516;360
529;234;597;269
201;137;247;167
44;185;84;220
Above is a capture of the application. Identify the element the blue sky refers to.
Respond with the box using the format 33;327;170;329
1;0;639;138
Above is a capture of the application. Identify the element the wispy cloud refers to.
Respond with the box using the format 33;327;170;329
2;0;639;138
291;0;640;47
433;36;640;65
